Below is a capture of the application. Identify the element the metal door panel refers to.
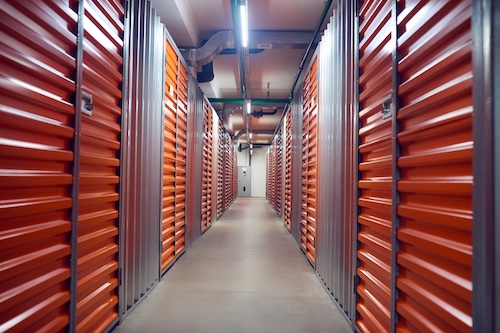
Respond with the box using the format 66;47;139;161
395;1;473;331
77;0;123;330
0;1;77;331
161;39;178;271
356;0;393;331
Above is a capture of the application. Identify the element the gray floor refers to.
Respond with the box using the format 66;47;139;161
113;197;352;333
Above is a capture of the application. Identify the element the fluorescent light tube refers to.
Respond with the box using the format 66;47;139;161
249;132;252;139
246;101;251;114
240;4;248;48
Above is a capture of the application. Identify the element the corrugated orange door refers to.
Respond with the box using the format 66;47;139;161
275;128;283;216
162;39;178;270
395;1;473;331
301;56;318;266
217;122;224;218
201;98;213;232
175;61;188;256
0;1;77;331
76;0;123;331
284;112;292;230
356;0;393;331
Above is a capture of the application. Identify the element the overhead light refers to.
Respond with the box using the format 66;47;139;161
250;144;253;148
246;100;251;114
250;149;253;155
240;2;249;48
249;132;252;139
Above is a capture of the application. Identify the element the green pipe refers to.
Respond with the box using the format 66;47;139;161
208;98;290;104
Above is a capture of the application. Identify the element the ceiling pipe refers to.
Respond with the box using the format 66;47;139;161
288;0;333;100
180;30;235;67
233;129;275;141
208;98;290;104
217;103;240;118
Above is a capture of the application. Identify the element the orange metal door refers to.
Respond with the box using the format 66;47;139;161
175;61;188;257
0;1;78;331
76;0;124;330
201;98;213;232
301;56;318;266
395;1;473;331
161;39;178;270
284;112;292;230
356;0;393;331
217;122;224;218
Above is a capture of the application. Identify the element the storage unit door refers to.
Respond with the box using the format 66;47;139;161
395;1;473;331
77;0;124;330
175;61;188;256
162;39;178;271
284;112;292;230
356;0;393;331
0;1;77;331
301;56;318;266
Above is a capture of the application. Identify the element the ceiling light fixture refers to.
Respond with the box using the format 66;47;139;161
249;132;252;139
240;2;249;48
246;100;251;114
250;144;253;148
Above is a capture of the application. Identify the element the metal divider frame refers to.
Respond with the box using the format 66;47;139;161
495;1;500;330
389;0;401;331
69;0;86;330
351;0;360;329
118;0;132;324
472;0;495;331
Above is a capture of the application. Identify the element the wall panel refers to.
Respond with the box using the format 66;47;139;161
120;0;164;321
315;0;357;325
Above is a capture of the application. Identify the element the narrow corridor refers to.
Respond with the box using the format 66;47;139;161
113;198;351;333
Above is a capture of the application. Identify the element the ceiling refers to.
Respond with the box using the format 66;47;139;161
149;0;332;145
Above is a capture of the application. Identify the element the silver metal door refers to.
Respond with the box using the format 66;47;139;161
238;166;251;197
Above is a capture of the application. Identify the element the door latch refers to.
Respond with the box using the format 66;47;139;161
81;91;93;116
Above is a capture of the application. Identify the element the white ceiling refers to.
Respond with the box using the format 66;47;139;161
150;0;331;144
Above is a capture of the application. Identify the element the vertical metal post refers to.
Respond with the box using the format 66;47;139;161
69;0;85;331
118;0;131;322
494;1;500;330
390;0;401;331
351;0;360;328
472;0;495;331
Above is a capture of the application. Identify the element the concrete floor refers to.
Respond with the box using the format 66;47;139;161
113;197;352;333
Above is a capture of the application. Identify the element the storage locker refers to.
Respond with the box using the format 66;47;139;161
216;121;224;218
356;0;393;331
0;1;78;331
0;0;124;331
202;98;214;232
395;1;473;331
284;111;293;231
355;0;474;332
175;60;188;257
161;36;187;272
76;0;124;330
161;38;179;270
301;56;319;266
